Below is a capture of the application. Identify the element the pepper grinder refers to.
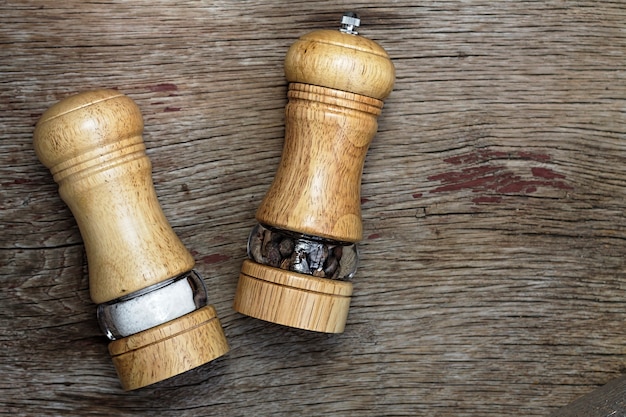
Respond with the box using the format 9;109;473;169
33;90;229;390
234;13;395;333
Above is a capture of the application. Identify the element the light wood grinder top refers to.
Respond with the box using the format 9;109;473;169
234;13;395;333
33;90;229;390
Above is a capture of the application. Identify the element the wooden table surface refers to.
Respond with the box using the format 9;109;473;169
2;1;625;416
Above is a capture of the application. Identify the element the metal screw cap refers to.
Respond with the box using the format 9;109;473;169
340;12;360;35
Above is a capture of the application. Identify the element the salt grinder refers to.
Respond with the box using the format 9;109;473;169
233;13;395;333
33;90;229;390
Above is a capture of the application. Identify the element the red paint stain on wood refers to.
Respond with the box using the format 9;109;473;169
360;197;370;204
472;196;503;204
164;107;181;112
429;149;571;204
531;167;565;179
518;152;551;162
429;166;502;192
148;83;178;92
202;253;230;264
444;150;551;165
367;233;381;240
412;193;423;198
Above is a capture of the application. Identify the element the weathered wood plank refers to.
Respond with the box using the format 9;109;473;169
2;1;625;415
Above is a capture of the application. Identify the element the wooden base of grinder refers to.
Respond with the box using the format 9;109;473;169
234;260;353;333
108;305;229;390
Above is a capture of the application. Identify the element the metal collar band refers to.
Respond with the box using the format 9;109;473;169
96;270;208;340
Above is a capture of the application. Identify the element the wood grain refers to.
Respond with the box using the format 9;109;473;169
255;84;384;242
235;259;353;333
257;28;393;242
33;90;196;303
109;305;229;391
284;29;396;99
2;1;625;416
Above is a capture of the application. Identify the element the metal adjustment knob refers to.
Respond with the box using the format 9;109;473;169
340;11;360;34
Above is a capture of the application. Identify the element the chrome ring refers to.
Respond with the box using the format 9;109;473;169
96;270;208;340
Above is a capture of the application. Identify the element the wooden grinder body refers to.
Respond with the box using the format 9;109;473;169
256;83;383;242
235;28;395;333
34;90;228;390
